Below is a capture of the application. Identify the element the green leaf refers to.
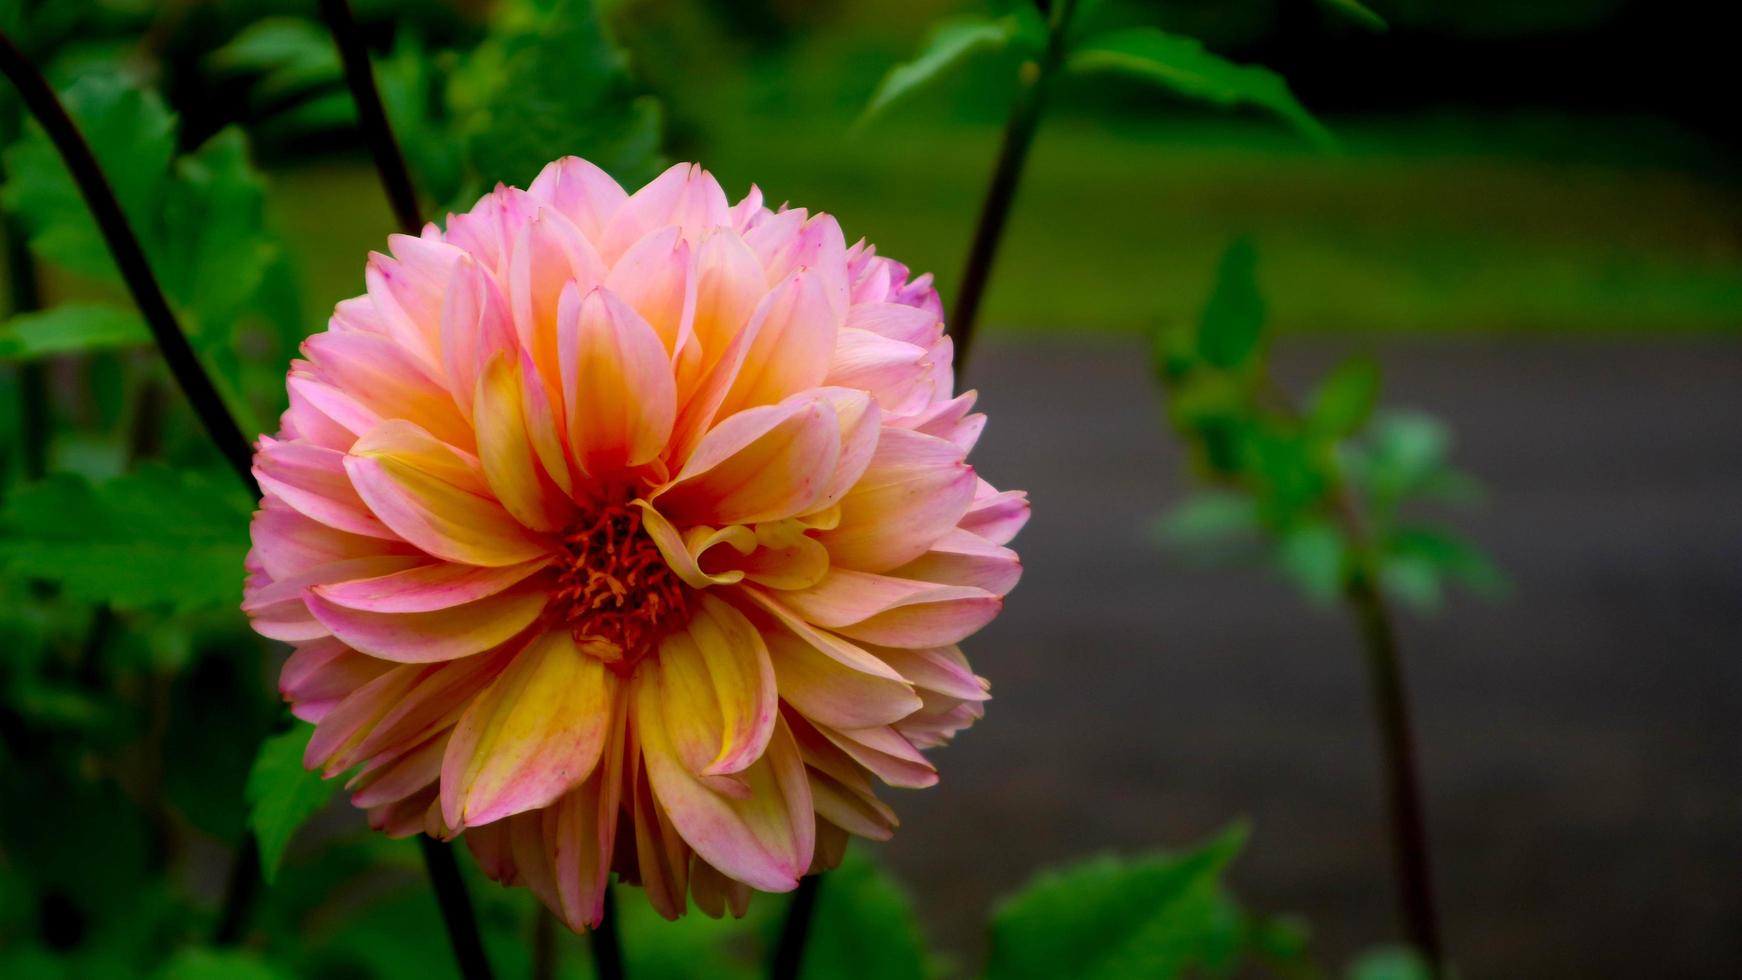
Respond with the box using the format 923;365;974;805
1066;28;1334;148
1153;493;1262;547
246;726;339;885
860;16;1017;126
1196;238;1265;369
1;73;175;281
156;948;292;980
457;0;665;193
210;17;343;104
0;466;252;612
0;304;148;360
157;128;277;334
1276;520;1346;603
1320;0;1389;32
1377;553;1441;613
1346;411;1475;515
801;849;929;980
1308;356;1380;439
987;824;1249;980
1386;525;1507;598
1347;945;1432;980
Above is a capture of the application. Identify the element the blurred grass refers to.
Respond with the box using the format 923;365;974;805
268;110;1740;338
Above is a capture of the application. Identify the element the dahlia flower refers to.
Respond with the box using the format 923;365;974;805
243;158;1027;927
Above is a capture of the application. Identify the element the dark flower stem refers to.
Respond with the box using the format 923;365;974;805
211;834;263;945
316;6;499;976
0;29;258;494
949;0;1078;373
318;0;423;236
589;882;625;980
1;208;47;479
769;873;821;980
1333;490;1446;972
419;837;495;980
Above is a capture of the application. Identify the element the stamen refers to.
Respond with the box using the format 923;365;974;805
551;501;687;673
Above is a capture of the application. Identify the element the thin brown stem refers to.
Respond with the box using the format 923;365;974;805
949;0;1077;373
1266;374;1445;968
318;0;423;237
2;210;47;479
1332;480;1445;971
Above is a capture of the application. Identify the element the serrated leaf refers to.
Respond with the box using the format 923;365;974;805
1;73;175;281
1066;28;1333;148
987;824;1249;980
0;304;148;360
1347;945;1432;980
1308;356;1380;438
0;466;252;612
246;726;338;885
156;948;293;980
801;849;929;980
860;16;1017;126
1197;238;1265;369
1320;0;1388;32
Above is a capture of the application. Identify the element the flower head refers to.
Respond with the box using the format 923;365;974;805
244;158;1027;927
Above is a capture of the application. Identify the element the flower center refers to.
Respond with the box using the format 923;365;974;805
551;501;687;673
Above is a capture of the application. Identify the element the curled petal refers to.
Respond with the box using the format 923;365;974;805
558;286;678;474
312;557;550;614
654;595;778;778
280;638;393;723
775;568;1001;647
305;325;473;451
816;428;975;572
656;391;840;527
765;626;920;730
346;443;549;567
256;439;396;541
546;692;629;930
960;484;1031;546
305;583;546;663
475;354;575;532
889;528;1023;597
633;502;753;589
637;676;813;893
813;722;936;790
441;630;617;828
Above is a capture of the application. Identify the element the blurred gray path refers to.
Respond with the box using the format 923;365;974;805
875;336;1742;979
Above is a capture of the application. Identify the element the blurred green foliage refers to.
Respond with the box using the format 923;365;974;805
1154;238;1504;613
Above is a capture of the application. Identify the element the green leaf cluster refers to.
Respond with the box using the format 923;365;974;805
0;465;252;613
2;75;285;342
861;2;1329;146
211;0;665;208
1154;239;1503;612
